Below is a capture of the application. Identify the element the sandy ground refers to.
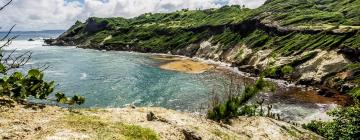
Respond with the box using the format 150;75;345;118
159;60;214;74
151;55;214;74
0;98;323;140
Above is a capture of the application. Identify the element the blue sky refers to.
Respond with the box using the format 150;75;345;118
0;0;266;31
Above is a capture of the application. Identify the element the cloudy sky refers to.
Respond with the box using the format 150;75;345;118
0;0;266;31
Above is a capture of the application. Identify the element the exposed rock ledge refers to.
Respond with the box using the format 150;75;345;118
0;101;323;140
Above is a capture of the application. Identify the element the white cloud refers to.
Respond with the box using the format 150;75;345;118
0;0;266;31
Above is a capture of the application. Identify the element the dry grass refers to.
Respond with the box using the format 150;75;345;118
36;113;159;140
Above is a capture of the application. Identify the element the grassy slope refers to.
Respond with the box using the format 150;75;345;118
56;0;360;96
261;0;360;26
66;0;360;51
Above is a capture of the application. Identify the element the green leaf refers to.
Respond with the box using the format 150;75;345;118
28;69;41;79
55;92;68;104
30;83;41;92
71;95;85;105
12;72;23;80
0;63;6;74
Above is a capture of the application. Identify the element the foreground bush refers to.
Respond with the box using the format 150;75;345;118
0;68;85;105
303;100;360;139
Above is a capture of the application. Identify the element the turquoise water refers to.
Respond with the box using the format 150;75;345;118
8;40;227;111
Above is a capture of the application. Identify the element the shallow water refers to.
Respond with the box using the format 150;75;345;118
2;37;348;123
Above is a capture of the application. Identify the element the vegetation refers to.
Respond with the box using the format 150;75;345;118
56;0;360;53
0;1;84;105
303;99;360;140
207;76;275;122
37;114;159;140
259;0;360;26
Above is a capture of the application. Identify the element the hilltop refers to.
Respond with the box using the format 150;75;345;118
46;0;360;97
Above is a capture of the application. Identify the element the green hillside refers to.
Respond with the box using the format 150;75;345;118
46;0;360;97
259;0;360;26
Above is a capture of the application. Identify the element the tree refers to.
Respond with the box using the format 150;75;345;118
0;0;84;105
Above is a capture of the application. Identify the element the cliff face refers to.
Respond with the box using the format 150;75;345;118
45;0;360;97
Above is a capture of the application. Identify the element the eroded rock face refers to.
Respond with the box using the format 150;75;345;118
297;50;350;83
174;38;355;92
195;39;223;60
173;43;200;57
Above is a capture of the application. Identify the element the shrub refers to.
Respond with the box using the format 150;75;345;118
281;65;294;75
0;69;85;105
207;76;275;122
303;100;360;139
350;87;360;99
264;67;279;78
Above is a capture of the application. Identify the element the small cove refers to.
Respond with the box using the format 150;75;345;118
2;34;350;123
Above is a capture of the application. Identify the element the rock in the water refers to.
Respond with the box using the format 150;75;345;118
28;38;35;41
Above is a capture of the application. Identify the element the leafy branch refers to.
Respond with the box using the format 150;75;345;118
0;0;85;106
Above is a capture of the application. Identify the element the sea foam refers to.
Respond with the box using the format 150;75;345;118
1;40;44;50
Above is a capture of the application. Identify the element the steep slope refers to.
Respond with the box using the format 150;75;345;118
45;0;360;97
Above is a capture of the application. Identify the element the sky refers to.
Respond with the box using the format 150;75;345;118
0;0;266;31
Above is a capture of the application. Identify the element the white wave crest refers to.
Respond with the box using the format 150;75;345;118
80;73;88;80
1;40;45;50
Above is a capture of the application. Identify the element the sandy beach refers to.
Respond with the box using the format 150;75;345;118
152;55;214;74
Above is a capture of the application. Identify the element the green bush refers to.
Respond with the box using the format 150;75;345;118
207;77;274;122
350;87;360;98
281;65;294;75
0;69;84;105
303;100;360;139
264;67;279;78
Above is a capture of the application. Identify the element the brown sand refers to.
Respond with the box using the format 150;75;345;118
160;59;213;74
151;55;214;74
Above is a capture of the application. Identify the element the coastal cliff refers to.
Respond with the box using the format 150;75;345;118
45;0;360;97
